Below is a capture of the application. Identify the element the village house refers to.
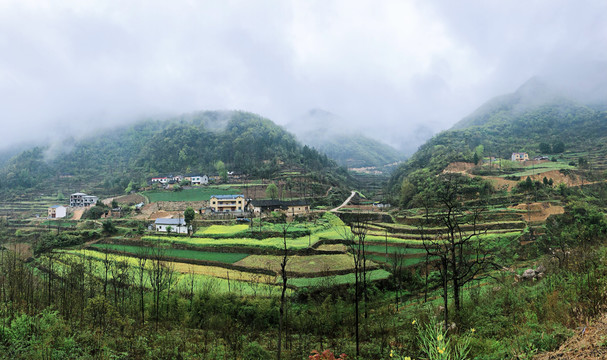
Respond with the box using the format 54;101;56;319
70;193;98;207
154;218;189;234
209;194;245;212
151;175;183;184
184;174;209;185
511;152;529;162
48;205;67;219
248;199;310;216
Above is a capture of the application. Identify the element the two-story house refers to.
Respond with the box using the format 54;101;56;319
70;193;98;207
48;205;67;218
209;195;245;212
511;152;529;162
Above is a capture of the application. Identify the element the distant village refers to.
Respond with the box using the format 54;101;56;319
47;173;311;235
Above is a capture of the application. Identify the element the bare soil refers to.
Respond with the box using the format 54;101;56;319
72;208;85;220
510;202;565;222
443;162;476;174
534;313;607;359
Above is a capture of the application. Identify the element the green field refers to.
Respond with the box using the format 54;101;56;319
499;161;575;178
286;269;391;287
195;224;250;236
50;251;284;296
90;243;249;263
142;187;240;202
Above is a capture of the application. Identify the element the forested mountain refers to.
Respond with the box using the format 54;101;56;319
0;111;353;195
287;109;404;168
387;77;607;200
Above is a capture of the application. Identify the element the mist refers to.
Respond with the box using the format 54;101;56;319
0;0;605;155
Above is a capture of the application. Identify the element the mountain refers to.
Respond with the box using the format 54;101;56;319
0;111;354;196
387;77;607;201
287;109;404;169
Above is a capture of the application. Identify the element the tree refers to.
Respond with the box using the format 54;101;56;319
539;142;551;154
277;220;292;360
336;213;368;357
102;220;117;234
420;173;494;326
215;160;228;183
552;141;565;153
184;207;195;236
266;183;279;200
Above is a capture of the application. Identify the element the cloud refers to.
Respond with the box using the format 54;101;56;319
0;0;605;154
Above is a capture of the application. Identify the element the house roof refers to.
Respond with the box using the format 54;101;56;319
154;218;186;226
71;192;87;196
49;205;65;209
211;194;244;200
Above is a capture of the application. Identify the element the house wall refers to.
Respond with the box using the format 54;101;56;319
155;224;189;234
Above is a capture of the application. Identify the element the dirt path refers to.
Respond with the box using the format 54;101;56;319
534;313;607;359
330;191;356;212
72;208;85;220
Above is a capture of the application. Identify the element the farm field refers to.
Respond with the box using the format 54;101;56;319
90;243;250;263
235;254;357;275
49;251;282;296
195;224;250;236
498;161;574;178
286;269;391;287
142;187;240;202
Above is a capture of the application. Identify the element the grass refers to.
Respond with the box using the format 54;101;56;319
195;224;250;236
53;250;285;295
286;269;391;287
499;162;575;178
142;187;239;202
235;254;355;274
90;243;249;264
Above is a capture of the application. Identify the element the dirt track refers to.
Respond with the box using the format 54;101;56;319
535;313;607;359
510;202;565;222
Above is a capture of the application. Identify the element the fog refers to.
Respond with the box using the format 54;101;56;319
0;0;605;155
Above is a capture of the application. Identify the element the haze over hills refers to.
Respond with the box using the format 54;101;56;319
286;109;405;169
387;76;607;200
0;111;355;197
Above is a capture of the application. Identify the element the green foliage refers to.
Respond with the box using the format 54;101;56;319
102;219;117;234
0;111;353;194
82;205;107;220
90;243;249;263
388;95;607;199
265;182;279;199
143;187;238;202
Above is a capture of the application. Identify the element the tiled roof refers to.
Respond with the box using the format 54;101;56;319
154;218;186;226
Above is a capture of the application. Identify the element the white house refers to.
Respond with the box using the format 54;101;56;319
184;174;209;185
70;193;98;207
48;205;67;219
154;218;189;234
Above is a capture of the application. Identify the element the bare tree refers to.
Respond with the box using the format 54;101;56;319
277;220;291;360
420;173;493;326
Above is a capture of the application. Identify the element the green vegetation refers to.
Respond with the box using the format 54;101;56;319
143;187;238;202
90;243;249;263
0;111;354;200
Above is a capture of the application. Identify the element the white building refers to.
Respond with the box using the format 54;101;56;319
189;175;209;185
154;218;189;234
70;193;98;207
48;205;67;218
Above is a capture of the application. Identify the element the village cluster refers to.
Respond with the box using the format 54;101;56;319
46;175;311;235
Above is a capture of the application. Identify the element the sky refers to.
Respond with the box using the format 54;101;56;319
0;0;606;154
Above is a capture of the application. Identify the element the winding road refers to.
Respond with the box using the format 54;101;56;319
330;191;356;212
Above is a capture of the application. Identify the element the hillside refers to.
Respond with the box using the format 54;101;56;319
387;78;607;203
287;109;404;169
0;111;354;197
